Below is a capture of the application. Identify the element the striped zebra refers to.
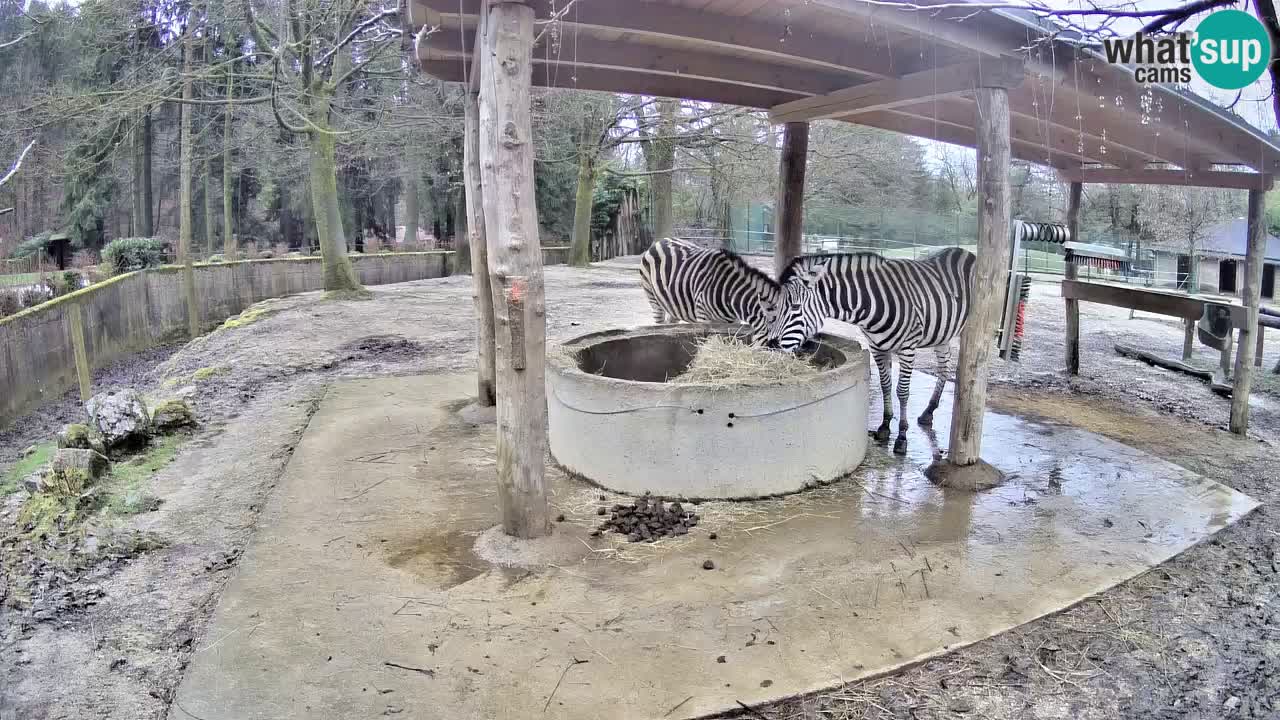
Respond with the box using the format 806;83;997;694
776;247;976;454
640;238;815;349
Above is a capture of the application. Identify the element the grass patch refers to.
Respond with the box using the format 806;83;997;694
101;434;182;517
1;441;55;496
0;272;41;287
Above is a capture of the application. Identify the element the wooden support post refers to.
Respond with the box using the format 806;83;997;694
774;121;809;277
479;0;550;538
67;303;92;403
1064;181;1082;375
948;86;1013;468
1256;326;1265;367
1230;188;1266;434
464;22;496;406
1183;316;1195;361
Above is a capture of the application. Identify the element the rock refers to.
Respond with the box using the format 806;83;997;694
86;389;151;451
702;559;715;570
207;253;225;263
57;423;95;449
21;445;37;457
22;469;48;493
151;399;196;432
46;448;110;495
1224;696;1241;712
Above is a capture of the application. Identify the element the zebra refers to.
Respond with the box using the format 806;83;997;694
775;247;976;454
639;238;817;350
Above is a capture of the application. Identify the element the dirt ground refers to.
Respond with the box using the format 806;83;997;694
1;260;1278;720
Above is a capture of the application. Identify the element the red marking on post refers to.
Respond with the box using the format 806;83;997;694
509;277;526;304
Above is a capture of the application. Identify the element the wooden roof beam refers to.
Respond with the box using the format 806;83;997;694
419;26;862;99
864;98;1133;168
410;0;926;81
418;58;800;109
1057;168;1274;191
854;110;1080;170
769;57;1023;124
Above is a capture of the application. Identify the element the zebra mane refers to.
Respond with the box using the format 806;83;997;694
779;252;884;285
715;248;781;291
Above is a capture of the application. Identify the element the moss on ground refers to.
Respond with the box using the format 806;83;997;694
218;305;276;331
13;435;183;539
192;365;230;381
101;434;182;517
1;442;55;496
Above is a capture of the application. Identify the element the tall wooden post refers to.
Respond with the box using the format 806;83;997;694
947;85;1012;470
479;0;551;538
774;121;809;277
1230;187;1267;434
1064;181;1082;374
464;9;496;407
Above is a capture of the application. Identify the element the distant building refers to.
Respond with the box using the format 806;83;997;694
1151;219;1280;299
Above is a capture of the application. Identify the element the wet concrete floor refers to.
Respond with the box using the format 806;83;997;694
169;373;1258;720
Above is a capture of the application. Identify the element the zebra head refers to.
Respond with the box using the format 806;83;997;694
767;257;830;352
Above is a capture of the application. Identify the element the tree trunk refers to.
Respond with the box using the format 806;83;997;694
139;110;154;237
464;88;495;405
203;160;215;256
479;1;550;538
454;171;472;272
178;21;200;339
648;98;678;240
570;146;597;267
404;168;419;250
774;121;809;277
223;68;235;259
132;115;144;235
307;84;365;294
948;85;1012;467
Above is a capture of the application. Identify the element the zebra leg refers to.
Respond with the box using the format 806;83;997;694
871;351;893;444
918;345;951;426
893;349;915;455
643;285;668;323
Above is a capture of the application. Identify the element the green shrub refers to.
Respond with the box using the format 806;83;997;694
11;232;52;259
102;237;168;274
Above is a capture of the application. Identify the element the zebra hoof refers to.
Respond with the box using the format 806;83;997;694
892;436;908;455
871;426;891;444
917;412;934;427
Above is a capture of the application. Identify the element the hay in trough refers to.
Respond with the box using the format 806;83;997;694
671;334;820;386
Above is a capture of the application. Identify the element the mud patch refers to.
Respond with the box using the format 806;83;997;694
337;334;426;361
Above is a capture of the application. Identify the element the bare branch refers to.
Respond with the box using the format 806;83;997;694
0;139;36;189
318;7;400;68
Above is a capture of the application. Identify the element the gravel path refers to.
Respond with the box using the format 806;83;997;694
1;262;1277;720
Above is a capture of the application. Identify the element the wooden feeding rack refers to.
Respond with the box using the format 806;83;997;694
1063;241;1131;275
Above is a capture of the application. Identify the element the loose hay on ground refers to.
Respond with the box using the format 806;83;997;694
671;335;820;386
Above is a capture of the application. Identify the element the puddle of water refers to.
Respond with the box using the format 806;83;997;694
385;529;486;589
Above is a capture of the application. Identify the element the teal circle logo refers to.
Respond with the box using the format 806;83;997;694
1192;10;1271;90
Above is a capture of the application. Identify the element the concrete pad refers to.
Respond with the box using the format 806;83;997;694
171;374;1258;720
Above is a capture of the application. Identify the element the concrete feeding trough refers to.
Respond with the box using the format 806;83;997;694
547;324;869;499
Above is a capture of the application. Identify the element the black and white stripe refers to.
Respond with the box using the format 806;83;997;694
779;247;976;453
640;238;787;347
